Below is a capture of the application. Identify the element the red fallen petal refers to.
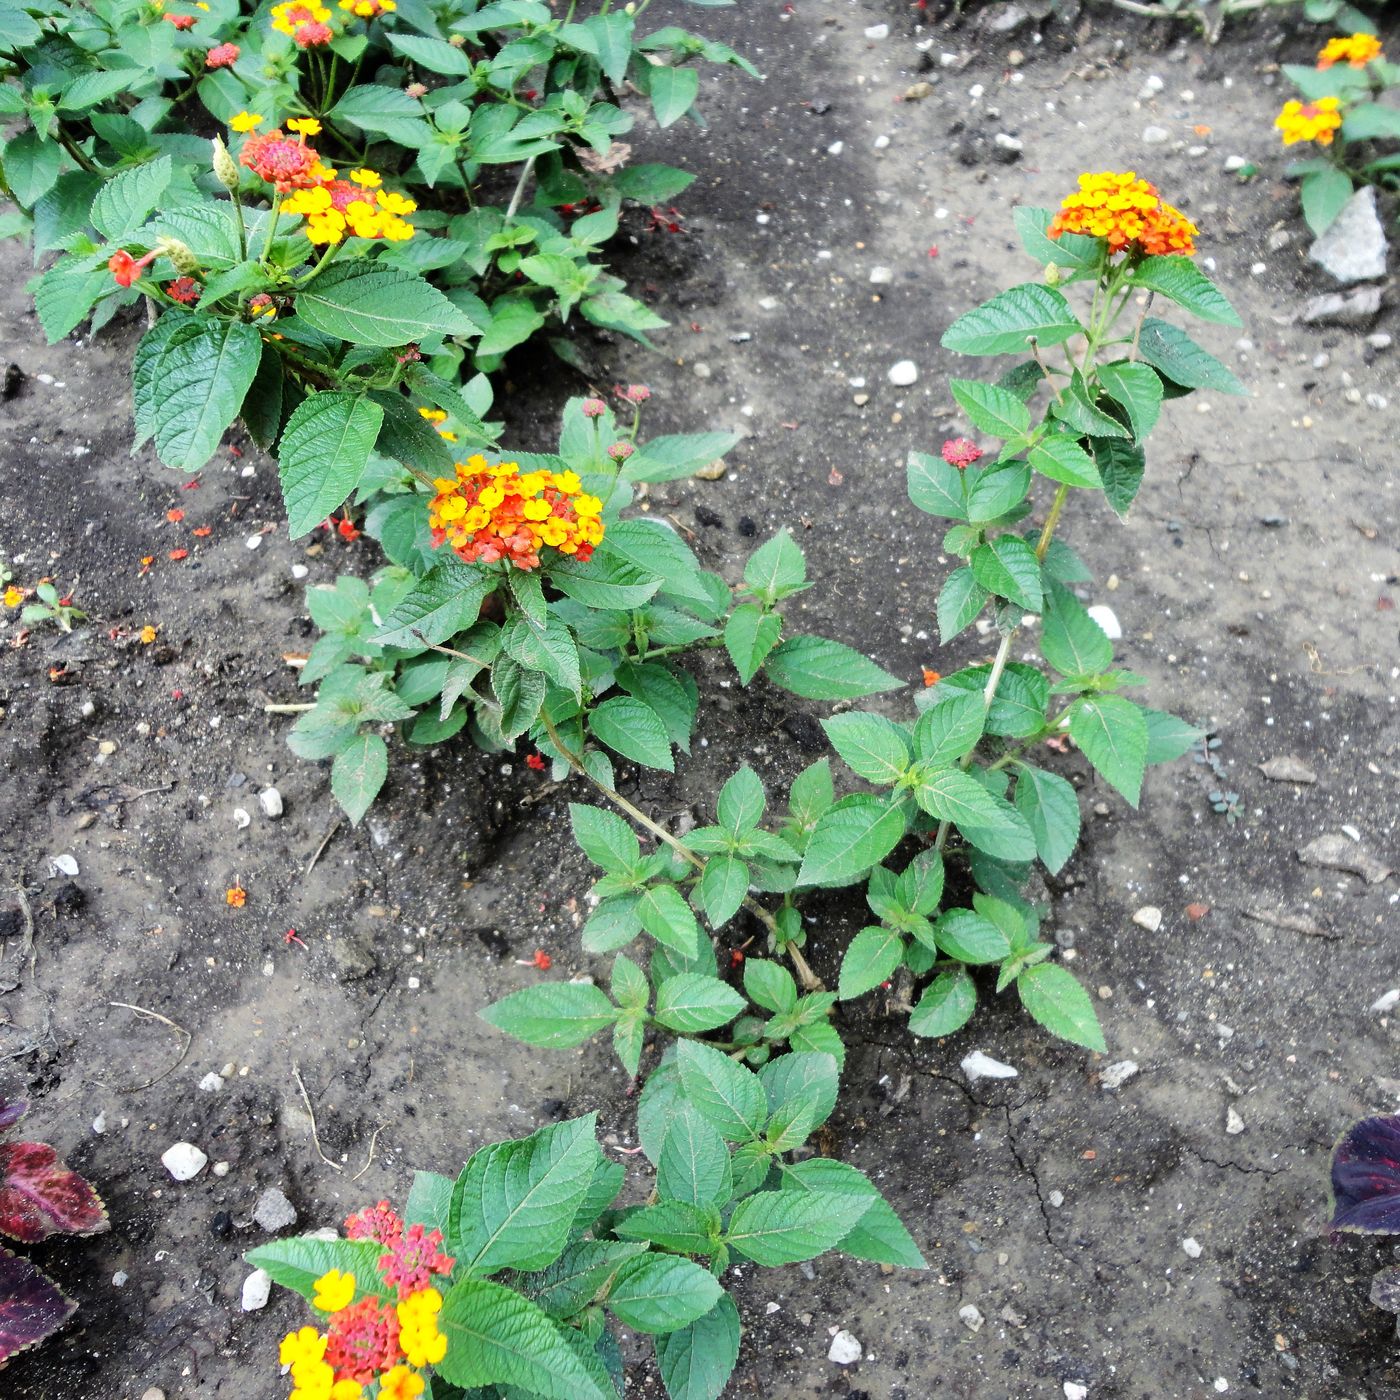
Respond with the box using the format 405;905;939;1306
0;1245;77;1366
0;1142;109;1242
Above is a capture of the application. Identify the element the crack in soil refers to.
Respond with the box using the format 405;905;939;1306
1002;1103;1089;1277
1182;1144;1288;1179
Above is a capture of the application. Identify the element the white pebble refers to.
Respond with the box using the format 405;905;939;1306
1250;262;1266;276
113;1271;128;1287
1086;604;1121;639
161;1142;208;1182
1100;1060;1140;1090
291;564;310;580
827;140;844;156
1182;1237;1203;1259
863;22;888;38
241;1269;273;1312
259;787;284;818
198;1072;225;1093
961;1050;1018;1082
1372;989;1400;1013
92;1112;107;1134
1138;75;1164;97
873;134;891;150
828;1330;863;1364
1226;1107;1245;1135
1065;1384;1089;1400
958;1304;984;1332
994;133;1023;152
1142;125;1169;144
213;1161;231;1177
233;808;251;830
869;266;893;285
887;360;919;387
48;854;79;878
246;534;263;550
1132;906;1162;933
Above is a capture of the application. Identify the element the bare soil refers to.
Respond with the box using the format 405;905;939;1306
2;2;1399;1397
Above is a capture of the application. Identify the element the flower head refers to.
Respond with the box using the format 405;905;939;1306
525;753;546;771
225;884;246;907
163;11;196;26
941;437;982;469
618;383;652;404
108;249;158;287
345;1200;404;1247
294;18;333;43
428;457;605;571
378;1225;454;1299
281;174;416;244
396;1288;447;1368
1048;170;1198;257
166;276;201;304
313;1269;357;1314
378;1367;425;1400
280;1326;328;1370
287;117;322;136
581;398;607;418
323;1296;402;1385
607;441;634;462
240;128;323;191
1317;32;1382;68
271;0;332;39
230;110;263;133
205;41;238;66
1275;97;1344;147
139;624;159;644
339;0;396;15
4;586;25;608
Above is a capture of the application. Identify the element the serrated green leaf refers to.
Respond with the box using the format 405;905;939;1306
942;283;1084;357
606;1252;721;1334
1013;766;1080;874
589;696;674;772
970;535;1042;612
1136;318;1246;396
1130;255;1240;326
1011;205;1102;280
676;1040;767;1142
613;1201;715;1255
779;1157;925;1269
744;958;797;1015
1027;434;1102;490
654;1293;740;1400
797;796;909;887
698;855;748;930
650;62;700;128
1091;436;1146;518
1041;583;1113;678
638;884;701;957
744;528;807;602
966;459;1032;524
763;636;903;701
950;378;1031;440
654;974;746;1033
1300;165;1354;236
1017;963;1106;1051
838;925;904;1000
821;713;912;786
908;967;976;1038
723;603;782;685
150;316;262;473
279;391;383;537
90;155;172;239
913;690;986;767
724;1190;869;1266
717;765;765;832
571;804;642;874
907;449;968;521
245;1237;390;1304
1142;706;1203;764
330;733;387;823
480;983;619;1048
937;566;990;642
297;261;479;347
1097;361;1163;441
1068;694;1148;806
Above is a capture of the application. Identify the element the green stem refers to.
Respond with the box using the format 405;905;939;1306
259;192;283;265
538;710;824;991
57;132;102;176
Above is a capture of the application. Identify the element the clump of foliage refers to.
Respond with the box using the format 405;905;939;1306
0;1097;109;1369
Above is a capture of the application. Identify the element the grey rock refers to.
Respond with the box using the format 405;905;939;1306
1298;832;1392;884
1100;1060;1140;1090
1299;285;1383;327
253;1186;298;1233
983;2;1031;32
332;930;379;981
1309;186;1388;284
828;1329;862;1363
1142;125;1170;145
1258;755;1317;784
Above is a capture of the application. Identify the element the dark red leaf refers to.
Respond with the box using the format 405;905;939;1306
0;1143;108;1242
0;1103;26;1132
0;1245;76;1367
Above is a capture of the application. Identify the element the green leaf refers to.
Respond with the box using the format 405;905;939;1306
654;974;746;1033
495;658;547;741
1135;318;1246;396
387;31;475;73
625;430;739;483
606;1253;722;1334
797;796;909;887
244;1237;390;1304
1300;165;1354;236
1027;434;1102;490
1011;205;1101;279
1017;963;1106;1052
657;1105;733;1206
936;567;989;642
598;519;708;603
1068;695;1149;807
1129;255;1240;326
278;392;384;537
950;378;1032;439
1342;102;1400;142
912;690;986;767
650;63;700;127
330;733;387;824
1091;437;1146;518
744;528;807;602
929;664;1047;739
571;804;641;874
744;959;797;1015
722;604;781;684
372;559;493;647
763;636;903;701
838;925;904;1000
654;1293;740;1400
1142;706;1203;764
698;855;748;930
907;450;968;520
151;317;262;472
916;772;1034;861
296;262;479;347
779;1158;925;1269
724;1190;869;1266
437;1277;611;1399
589;697;674;772
480;983;619;1048
550;554;663;610
1041;583;1113;677
1013;766;1080;874
638;884;701;957
717;765;765;832
821;713;911;786
2;130;60;207
90;155;172;239
941;283;1083;357
676;1039;767;1141
33;260;111;344
1097;361;1163;441
970;535;1042;612
965;460;1031;524
759;1051;840;1128
613;1201;715;1255
523;1239;646;1319
405;1170;455;1236
908;967;976;1038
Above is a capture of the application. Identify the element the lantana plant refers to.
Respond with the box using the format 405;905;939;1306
250;1108;922;1400
1275;27;1400;233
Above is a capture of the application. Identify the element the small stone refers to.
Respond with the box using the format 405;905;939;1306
1047;1190;1065;1208
693;362;711;379
828;1330;862;1364
1065;1385;1089;1400
291;564;310;580
48;854;79;878
1223;155;1248;171
113;1271;128;1287
1001;1303;1027;1327
961;1051;1017;1082
827;140;844;155
1133;906;1162;933
1101;1060;1140;1090
994;133;1023;152
161;1142;208;1181
693;460;728;481
198;1072;225;1092
258;787;284;818
1371;989;1400;1014
1142;125;1170;144
254;1186;298;1233
1226;1107;1245;1136
903;82;933;101
232;808;251;830
1309;186;1389;284
1087;604;1121;639
1258;756;1316;784
887;360;918;387
142;1390;167;1400
213;1160;231;1177
1182;1237;1203;1259
241;1269;273;1312
853;393;870;406
863;22;888;38
958;1304;984;1332
1299;286;1383;328
869;266;893;285
984;1;1030;31
873;134;891;150
1139;74;1165;98
245;534;263;550
92;1113;107;1134
1367;332;1392;349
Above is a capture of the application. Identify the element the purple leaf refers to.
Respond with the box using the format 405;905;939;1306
1330;1114;1400;1233
0;1245;76;1368
0;1103;26;1133
0;1144;109;1243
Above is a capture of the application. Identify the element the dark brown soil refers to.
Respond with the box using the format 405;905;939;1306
3;2;1399;1397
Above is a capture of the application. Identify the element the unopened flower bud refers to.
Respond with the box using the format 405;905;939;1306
607;441;635;462
405;82;428;98
1044;261;1062;286
581;398;607;419
155;236;199;275
212;135;240;191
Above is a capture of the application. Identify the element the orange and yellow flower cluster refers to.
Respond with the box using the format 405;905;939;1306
338;0;396;16
271;0;333;45
428;457;604;571
1317;32;1383;69
1047;171;1198;257
1274;96;1343;146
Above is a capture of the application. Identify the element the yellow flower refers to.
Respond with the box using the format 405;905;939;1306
438;429;457;442
312;1268;356;1313
418;407;448;422
287;117;322;136
279;1326;328;1369
1275;96;1343;146
375;190;416;216
377;1367;425;1400
330;1382;363;1400
139;624;158;644
348;167;382;187
553;470;581;495
3;586;23;608
230;111;263;133
1318;32;1382;68
573;493;602;518
288;1358;336;1400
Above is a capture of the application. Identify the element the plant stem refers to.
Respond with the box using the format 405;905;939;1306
505;155;537;219
539;711;823;991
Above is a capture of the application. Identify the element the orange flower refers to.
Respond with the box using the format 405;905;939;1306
239;129;322;191
1317;32;1382;68
532;949;551;969
1274;97;1343;147
139;625;158;644
167;508;185;522
193;525;212;537
1048;170;1197;257
921;668;941;687
226;885;247;907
